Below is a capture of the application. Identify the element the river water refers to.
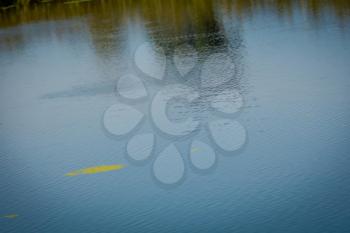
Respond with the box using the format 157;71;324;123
1;1;350;232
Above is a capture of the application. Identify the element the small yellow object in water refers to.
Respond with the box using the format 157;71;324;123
4;214;18;219
191;147;200;153
65;164;125;176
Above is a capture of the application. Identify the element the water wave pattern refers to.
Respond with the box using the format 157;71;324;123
103;42;247;186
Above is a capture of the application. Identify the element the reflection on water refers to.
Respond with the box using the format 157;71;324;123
1;0;350;28
0;0;350;53
1;0;350;233
99;35;246;185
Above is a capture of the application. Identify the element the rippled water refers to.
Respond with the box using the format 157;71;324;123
1;1;350;232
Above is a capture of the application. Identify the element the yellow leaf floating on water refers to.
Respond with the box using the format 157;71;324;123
191;147;200;153
65;164;125;176
3;214;18;219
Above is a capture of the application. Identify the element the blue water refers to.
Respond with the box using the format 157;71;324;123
1;1;350;232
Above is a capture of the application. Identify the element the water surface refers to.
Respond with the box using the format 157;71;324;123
1;1;350;233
